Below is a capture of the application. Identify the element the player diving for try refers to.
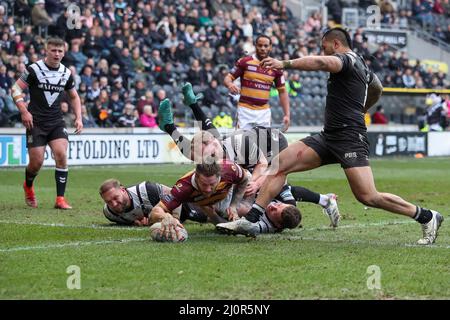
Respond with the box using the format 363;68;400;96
157;83;340;231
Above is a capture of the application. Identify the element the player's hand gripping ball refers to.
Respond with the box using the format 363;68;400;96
149;217;188;243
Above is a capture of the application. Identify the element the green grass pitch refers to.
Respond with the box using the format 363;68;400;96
0;158;449;299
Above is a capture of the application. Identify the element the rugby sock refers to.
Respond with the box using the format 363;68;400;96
319;194;329;207
245;203;265;223
170;129;192;158
413;206;433;224
164;123;177;135
55;167;68;197
189;102;221;138
25;168;37;187
290;186;320;204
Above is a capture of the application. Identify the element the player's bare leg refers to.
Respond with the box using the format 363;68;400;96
23;146;45;208
246;141;322;222
345;166;444;244
49;138;72;209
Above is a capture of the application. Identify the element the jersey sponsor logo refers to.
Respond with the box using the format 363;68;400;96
247;65;257;71
344;152;357;159
252;82;271;90
175;183;183;192
31;62;70;106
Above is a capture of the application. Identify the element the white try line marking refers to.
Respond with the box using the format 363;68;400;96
0;220;143;231
0;219;416;232
1;219;447;252
0;237;147;252
256;234;450;249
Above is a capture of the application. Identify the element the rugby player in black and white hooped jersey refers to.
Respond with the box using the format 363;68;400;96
12;37;83;209
244;28;443;245
99;178;207;227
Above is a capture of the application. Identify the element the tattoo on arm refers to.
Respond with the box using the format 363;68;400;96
230;171;251;208
364;73;383;113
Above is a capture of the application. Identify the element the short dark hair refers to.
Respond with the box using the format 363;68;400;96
46;37;65;48
196;162;221;177
255;34;272;45
281;205;301;229
322;28;352;49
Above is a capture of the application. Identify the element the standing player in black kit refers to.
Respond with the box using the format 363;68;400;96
243;28;443;245
11;37;83;209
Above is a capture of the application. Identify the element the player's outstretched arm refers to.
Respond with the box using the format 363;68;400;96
260;56;343;73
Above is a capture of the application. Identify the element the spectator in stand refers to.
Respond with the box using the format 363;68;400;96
326;0;342;24
32;0;53;27
108;90;125;123
392;69;405;87
402;68;416;88
157;62;178;86
155;89;167;106
66;41;88;73
212;111;233;128
60;102;75;128
118;103;139;128
0;65;12;92
442;0;450;17
108;64;123;88
80;65;94;89
81;104;98;128
433;0;445;14
137;90;157;116
139;105;158;128
372;105;389;124
133;80;147;104
203;79;226;108
187;59;207;87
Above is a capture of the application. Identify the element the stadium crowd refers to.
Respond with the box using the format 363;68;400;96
0;0;449;128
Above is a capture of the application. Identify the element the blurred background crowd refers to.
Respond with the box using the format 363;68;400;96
0;0;449;129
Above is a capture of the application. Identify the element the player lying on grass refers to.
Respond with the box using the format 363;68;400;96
99;176;301;238
99;178;207;226
150;161;251;227
215;200;301;237
157;82;340;227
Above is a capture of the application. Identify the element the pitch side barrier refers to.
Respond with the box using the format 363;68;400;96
0;127;449;167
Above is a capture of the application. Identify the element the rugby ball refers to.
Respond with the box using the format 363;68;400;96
149;222;188;243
